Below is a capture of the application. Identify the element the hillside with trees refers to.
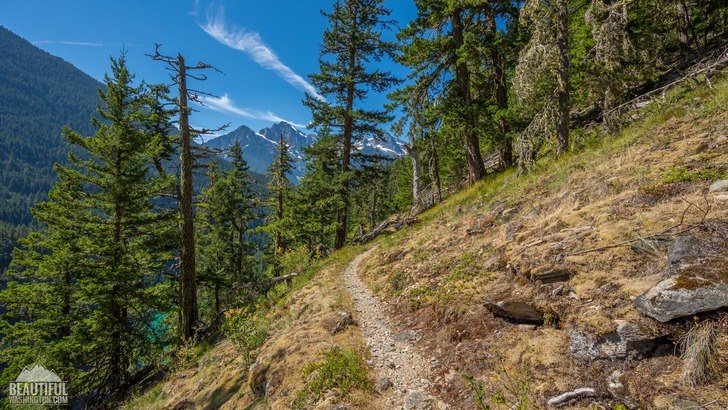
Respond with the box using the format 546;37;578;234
1;0;728;408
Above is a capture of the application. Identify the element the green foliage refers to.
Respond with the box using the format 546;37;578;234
302;0;401;249
291;347;372;408
463;365;532;410
0;54;175;402
197;140;259;320
223;308;268;366
662;165;722;184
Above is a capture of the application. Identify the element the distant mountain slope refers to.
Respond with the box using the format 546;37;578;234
0;26;102;272
205;121;405;181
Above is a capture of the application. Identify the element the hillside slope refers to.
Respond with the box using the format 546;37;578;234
125;74;728;410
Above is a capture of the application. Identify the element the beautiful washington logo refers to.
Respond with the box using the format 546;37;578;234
8;362;68;406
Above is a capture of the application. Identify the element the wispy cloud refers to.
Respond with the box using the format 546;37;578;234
33;40;104;47
200;94;307;128
199;6;324;101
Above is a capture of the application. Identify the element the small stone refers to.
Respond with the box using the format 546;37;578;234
330;404;349;410
377;377;393;392
327;311;354;335
484;300;546;325
518;324;536;330
404;391;435;410
673;399;701;409
708;179;728;193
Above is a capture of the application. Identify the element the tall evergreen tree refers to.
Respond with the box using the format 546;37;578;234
304;0;400;249
0;54;175;397
197;141;257;314
265;134;294;276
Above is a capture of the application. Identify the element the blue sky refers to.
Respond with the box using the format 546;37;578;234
1;0;416;135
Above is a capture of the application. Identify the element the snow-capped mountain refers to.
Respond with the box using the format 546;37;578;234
204;122;405;182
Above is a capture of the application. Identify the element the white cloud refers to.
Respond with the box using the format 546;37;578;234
33;40;103;47
199;6;324;101
200;94;307;128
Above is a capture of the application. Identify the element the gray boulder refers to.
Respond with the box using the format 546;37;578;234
634;235;728;322
570;320;668;360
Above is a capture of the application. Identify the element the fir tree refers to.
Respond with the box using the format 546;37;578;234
0;54;175;398
304;0;400;249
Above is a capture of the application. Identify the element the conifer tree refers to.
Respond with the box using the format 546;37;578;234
0;54;175;397
514;0;572;167
197;141;257;315
304;0;400;249
265;134;294;276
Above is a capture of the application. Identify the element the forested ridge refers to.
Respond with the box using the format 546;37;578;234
1;0;728;408
0;26;100;273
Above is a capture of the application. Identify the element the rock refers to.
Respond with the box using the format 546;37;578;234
404;391;435;410
569;320;668;360
377;377;392;392
531;268;573;283
634;275;728;322
634;235;728;322
248;360;270;397
484;300;545;325
330;404;349;410
607;370;637;408
326;311;354;335
546;387;596;407
673;399;701;409
708;179;728;192
466;227;484;236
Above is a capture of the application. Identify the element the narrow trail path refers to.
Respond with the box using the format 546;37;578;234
344;248;449;410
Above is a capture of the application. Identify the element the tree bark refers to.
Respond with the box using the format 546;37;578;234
555;0;571;156
177;53;199;341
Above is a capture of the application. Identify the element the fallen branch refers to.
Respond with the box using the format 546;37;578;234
547;387;596;407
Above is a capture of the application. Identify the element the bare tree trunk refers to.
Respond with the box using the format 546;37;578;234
177;54;198;341
452;7;486;184
556;0;571;156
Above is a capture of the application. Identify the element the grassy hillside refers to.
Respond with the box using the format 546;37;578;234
123;72;728;409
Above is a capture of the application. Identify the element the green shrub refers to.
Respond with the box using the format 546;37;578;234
223;308;268;366
463;365;532;410
291;347;372;408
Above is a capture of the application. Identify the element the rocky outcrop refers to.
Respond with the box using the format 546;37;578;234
634;235;728;322
484;300;545;325
569;320;669;360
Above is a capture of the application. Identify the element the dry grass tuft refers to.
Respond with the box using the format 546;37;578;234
677;318;720;385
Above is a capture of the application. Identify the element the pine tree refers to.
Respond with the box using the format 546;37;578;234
0;54;175;397
304;0;400;249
